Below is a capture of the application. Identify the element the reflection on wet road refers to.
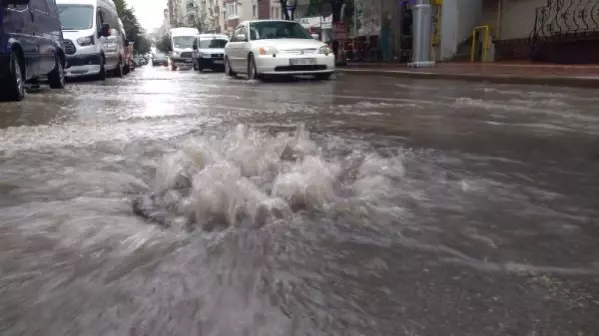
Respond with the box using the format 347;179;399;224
1;67;598;336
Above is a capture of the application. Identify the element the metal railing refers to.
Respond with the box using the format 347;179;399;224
529;0;599;58
470;25;490;62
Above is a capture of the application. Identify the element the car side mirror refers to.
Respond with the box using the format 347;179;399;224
192;41;198;50
235;34;247;42
100;23;110;37
4;0;30;5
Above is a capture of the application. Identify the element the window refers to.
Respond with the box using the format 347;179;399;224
57;4;94;30
199;38;228;48
249;20;310;40
226;2;238;19
252;4;256;18
172;36;195;48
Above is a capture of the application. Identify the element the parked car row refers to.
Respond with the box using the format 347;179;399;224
1;0;138;102
160;20;334;81
163;21;335;81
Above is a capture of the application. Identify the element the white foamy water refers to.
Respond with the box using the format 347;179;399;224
137;124;407;232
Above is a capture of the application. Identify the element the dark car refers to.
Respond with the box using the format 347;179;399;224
0;0;66;101
152;52;168;66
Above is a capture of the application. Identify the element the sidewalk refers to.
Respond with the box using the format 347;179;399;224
336;62;599;88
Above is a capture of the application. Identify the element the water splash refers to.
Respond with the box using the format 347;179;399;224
133;124;406;232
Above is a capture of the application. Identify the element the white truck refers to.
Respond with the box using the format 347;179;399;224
169;27;200;70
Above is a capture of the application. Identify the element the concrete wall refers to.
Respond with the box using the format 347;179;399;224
495;0;545;40
440;0;483;59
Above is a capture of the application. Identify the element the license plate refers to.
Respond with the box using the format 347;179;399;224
184;59;192;63
289;58;316;66
213;60;224;64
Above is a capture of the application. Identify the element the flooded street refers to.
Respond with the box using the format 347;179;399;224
1;67;598;336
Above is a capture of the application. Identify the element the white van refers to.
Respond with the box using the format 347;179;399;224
192;34;229;72
57;0;125;80
169;27;199;70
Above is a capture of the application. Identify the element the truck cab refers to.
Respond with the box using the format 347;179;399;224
169;27;199;70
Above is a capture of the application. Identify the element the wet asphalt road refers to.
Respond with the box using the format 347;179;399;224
1;66;598;336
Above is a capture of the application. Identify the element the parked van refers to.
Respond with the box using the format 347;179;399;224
56;0;125;80
0;0;67;102
169;27;199;70
192;34;229;72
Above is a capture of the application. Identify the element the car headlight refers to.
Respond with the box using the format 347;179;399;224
77;35;94;46
318;46;331;55
199;52;210;58
172;51;180;57
258;46;278;56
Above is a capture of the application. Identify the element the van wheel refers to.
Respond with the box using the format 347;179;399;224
48;54;65;89
96;57;107;81
2;51;25;101
114;60;123;78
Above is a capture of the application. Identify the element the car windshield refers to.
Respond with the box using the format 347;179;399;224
172;36;195;49
57;4;94;30
154;53;166;59
249;21;311;40
198;39;228;49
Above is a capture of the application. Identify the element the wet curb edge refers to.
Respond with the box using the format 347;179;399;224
336;69;599;89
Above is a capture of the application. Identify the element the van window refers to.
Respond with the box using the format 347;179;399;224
172;36;195;49
96;9;104;26
58;4;94;30
199;39;228;48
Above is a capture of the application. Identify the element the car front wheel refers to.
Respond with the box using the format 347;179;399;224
225;57;236;77
2;51;25;101
247;54;260;80
48;54;65;89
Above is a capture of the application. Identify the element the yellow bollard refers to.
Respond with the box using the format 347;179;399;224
470;25;490;62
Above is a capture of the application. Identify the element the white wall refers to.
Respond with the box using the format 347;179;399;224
498;0;546;39
439;0;483;60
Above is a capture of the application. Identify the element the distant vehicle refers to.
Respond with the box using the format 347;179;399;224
224;20;335;80
0;0;67;101
192;34;229;72
169;27;199;70
152;53;168;67
56;0;126;80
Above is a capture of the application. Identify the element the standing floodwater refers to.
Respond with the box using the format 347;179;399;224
0;68;598;336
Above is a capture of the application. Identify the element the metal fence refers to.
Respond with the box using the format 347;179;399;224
529;0;599;59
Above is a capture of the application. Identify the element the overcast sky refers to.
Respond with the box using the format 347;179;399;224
129;0;166;30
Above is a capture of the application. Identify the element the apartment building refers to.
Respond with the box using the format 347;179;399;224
202;0;225;33
223;0;282;32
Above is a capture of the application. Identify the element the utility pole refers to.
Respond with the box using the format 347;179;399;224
408;0;435;68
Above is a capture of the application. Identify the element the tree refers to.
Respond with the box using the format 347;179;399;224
278;0;298;20
329;0;344;23
157;34;172;53
112;0;151;54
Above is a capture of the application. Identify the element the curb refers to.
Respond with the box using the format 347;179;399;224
336;68;599;89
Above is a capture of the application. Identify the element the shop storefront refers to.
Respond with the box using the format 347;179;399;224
297;15;332;42
338;0;442;63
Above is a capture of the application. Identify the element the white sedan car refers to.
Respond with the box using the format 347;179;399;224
224;20;335;80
